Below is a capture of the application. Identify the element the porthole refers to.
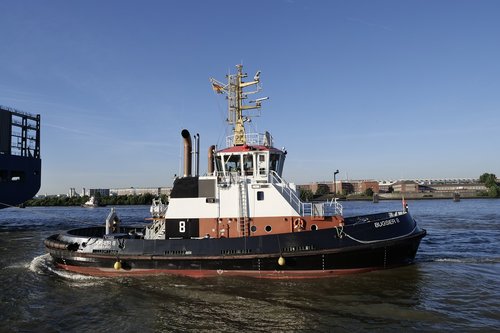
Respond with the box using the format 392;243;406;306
311;224;318;231
250;225;257;233
265;225;272;233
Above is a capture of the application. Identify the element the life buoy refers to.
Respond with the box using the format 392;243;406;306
293;218;305;230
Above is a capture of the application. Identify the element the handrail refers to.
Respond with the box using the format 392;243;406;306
269;171;343;217
327;198;344;216
225;132;273;147
269;171;303;214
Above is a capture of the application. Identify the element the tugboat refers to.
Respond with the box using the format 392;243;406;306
45;65;426;278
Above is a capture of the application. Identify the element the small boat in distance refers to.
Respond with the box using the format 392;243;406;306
81;196;102;208
45;65;426;278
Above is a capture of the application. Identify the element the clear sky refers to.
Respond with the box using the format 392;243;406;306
1;0;499;195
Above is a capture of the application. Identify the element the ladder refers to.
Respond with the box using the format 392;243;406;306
145;220;166;239
238;180;249;237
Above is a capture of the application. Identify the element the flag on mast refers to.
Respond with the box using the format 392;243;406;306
211;83;224;93
210;78;226;94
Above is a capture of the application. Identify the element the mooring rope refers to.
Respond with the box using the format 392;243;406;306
335;225;344;238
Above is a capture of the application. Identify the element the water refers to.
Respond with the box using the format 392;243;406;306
1;200;499;332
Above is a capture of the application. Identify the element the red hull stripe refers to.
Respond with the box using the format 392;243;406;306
56;263;381;279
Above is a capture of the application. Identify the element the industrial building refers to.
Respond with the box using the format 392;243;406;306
68;187;171;197
298;178;487;195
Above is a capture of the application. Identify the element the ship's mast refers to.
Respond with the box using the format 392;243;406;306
210;64;268;146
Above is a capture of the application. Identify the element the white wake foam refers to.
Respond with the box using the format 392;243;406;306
434;257;500;264
27;254;104;286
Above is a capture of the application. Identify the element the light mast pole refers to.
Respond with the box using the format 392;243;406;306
334;169;340;197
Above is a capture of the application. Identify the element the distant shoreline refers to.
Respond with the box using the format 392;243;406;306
18;189;498;208
315;192;497;202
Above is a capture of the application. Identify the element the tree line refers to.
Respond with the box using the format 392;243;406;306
25;193;169;207
23;172;500;206
479;173;500;197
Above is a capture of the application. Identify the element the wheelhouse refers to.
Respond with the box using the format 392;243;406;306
214;144;286;181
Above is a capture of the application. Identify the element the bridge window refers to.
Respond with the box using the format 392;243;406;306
270;153;285;174
270;154;279;172
258;153;267;176
215;156;223;172
243;154;253;175
225;154;241;173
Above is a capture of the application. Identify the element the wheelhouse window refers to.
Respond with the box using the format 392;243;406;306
258;153;267;176
215;156;223;173
269;154;283;174
224;154;241;174
270;153;285;175
243;154;254;175
270;154;279;172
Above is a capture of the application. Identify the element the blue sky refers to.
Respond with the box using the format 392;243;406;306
1;0;499;195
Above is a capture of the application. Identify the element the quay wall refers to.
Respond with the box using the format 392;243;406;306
378;191;481;200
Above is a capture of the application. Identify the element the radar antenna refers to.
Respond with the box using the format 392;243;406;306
210;64;268;146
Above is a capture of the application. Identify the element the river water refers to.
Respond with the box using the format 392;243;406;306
0;199;499;332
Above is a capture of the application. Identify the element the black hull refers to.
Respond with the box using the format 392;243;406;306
0;155;41;208
45;211;426;278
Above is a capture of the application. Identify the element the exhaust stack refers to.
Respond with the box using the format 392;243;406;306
181;129;192;177
208;145;216;175
194;133;200;176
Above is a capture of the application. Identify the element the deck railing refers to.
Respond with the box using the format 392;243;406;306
269;171;303;214
225;132;273;147
269;171;343;217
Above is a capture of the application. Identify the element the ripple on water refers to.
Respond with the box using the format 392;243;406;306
1;201;499;331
